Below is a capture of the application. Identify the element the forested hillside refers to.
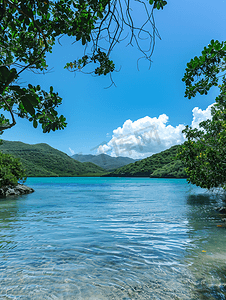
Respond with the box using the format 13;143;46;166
0;140;105;177
105;145;187;178
0;141;187;178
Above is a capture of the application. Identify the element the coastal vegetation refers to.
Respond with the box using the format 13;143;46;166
0;150;26;187
178;40;226;190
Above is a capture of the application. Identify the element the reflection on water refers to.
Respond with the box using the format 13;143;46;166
0;178;225;299
0;197;22;251
186;193;226;299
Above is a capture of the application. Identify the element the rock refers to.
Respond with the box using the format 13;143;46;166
0;184;34;198
215;207;226;214
6;187;20;196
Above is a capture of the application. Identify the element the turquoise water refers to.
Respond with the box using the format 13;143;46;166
0;177;225;299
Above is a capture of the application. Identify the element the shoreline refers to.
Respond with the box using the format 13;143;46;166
0;184;34;198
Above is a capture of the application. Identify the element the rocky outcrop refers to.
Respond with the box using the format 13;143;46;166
216;207;226;214
0;184;34;198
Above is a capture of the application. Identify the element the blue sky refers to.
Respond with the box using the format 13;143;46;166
2;0;226;158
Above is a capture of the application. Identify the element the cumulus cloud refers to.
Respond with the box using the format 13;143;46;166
97;114;186;159
97;103;215;159
191;103;214;128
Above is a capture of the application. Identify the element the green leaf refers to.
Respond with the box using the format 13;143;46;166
0;67;10;83
97;11;103;18
82;36;86;45
7;69;18;84
10;85;23;93
33;119;38;128
21;96;35;116
47;114;54;121
26;94;39;106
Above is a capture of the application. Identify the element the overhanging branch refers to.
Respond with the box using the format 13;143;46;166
0;96;16;131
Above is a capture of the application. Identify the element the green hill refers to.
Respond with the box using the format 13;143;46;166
150;160;187;178
104;145;187;178
72;153;138;170
0;140;106;177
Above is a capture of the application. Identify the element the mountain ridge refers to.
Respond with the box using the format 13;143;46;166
0;140;187;178
0;140;106;177
71;153;139;170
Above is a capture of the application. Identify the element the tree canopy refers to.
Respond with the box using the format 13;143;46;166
0;151;26;187
178;40;226;190
0;0;167;134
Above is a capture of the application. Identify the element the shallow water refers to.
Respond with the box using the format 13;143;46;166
0;178;225;299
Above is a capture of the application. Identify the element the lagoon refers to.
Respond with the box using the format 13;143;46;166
0;177;225;299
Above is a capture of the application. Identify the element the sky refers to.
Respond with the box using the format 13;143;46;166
2;0;226;159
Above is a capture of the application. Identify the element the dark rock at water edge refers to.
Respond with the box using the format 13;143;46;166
0;184;34;198
215;207;226;214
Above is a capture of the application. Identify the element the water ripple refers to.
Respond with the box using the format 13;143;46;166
0;178;225;299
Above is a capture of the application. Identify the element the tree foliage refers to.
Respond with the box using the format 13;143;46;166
0;151;26;187
182;40;226;99
178;40;226;189
0;0;167;133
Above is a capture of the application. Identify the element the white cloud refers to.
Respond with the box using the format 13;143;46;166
97;103;215;159
69;147;75;156
191;103;214;128
97;114;186;159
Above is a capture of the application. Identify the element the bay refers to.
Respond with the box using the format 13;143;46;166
0;177;225;299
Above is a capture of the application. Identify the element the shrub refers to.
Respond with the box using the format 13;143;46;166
0;152;26;187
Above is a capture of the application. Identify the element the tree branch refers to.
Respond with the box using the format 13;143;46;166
2;0;49;86
0;96;16;131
